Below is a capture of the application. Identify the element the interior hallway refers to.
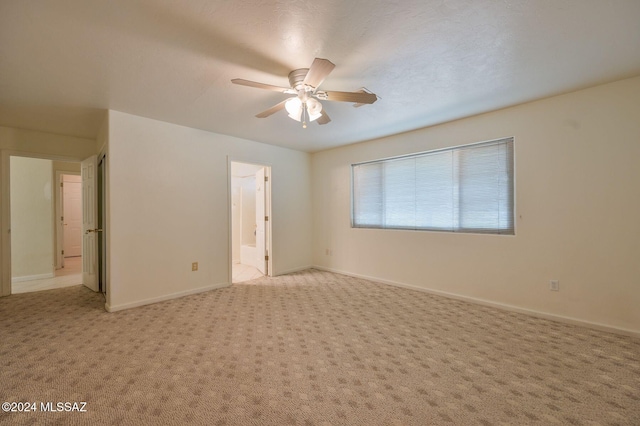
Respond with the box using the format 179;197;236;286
12;256;82;294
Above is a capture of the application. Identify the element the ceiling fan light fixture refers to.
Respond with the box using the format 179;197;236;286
285;97;302;121
288;110;302;122
306;98;323;122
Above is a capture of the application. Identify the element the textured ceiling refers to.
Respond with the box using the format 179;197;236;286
1;0;639;152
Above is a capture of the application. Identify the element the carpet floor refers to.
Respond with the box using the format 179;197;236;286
1;269;639;425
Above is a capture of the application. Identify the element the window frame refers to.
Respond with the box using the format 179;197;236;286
350;137;515;235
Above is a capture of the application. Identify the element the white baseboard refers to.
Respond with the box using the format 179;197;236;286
105;282;231;312
274;265;314;276
12;273;55;283
312;265;640;339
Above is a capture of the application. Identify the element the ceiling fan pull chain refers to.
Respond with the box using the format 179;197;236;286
302;103;308;129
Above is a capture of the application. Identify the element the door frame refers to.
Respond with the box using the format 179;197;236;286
81;155;98;292
0;150;86;297
97;152;108;295
227;157;273;283
55;170;81;269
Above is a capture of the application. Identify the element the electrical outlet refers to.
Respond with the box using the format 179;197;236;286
192;262;198;271
550;280;559;291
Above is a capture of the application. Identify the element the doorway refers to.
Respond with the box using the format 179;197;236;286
61;174;82;262
10;157;83;293
230;161;272;283
1;153;106;298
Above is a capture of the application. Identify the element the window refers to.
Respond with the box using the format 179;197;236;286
351;138;514;234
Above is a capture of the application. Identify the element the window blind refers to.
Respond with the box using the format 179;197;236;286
351;138;514;234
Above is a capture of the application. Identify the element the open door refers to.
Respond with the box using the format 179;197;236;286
255;168;267;275
82;155;99;291
62;175;83;258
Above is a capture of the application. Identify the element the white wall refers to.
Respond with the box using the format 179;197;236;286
311;76;640;334
10;156;54;280
52;161;81;174
106;110;312;311
0;126;97;159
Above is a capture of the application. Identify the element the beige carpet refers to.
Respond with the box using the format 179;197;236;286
1;269;639;425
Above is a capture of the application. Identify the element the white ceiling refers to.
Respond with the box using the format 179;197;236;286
1;0;639;153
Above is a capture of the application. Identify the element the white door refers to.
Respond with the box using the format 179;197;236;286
82;155;98;291
255;168;267;275
62;175;82;257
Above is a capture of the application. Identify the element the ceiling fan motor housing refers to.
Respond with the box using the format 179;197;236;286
288;68;311;91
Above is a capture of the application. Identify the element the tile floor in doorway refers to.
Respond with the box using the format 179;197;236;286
232;262;263;283
12;257;82;294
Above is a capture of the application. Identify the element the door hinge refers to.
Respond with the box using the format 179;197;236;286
265;255;269;261
61;216;64;221
265;216;269;221
60;182;63;187
264;176;268;182
62;250;64;255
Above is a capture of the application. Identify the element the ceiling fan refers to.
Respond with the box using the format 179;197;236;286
231;58;377;128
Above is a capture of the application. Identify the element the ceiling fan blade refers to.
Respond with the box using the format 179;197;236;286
255;100;287;118
303;58;335;89
231;79;291;93
316;111;331;125
324;90;378;104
